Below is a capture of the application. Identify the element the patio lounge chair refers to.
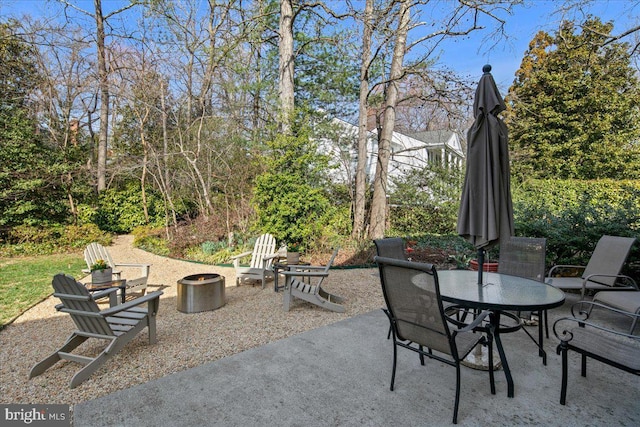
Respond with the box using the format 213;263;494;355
545;235;637;299
231;233;278;289
29;274;163;388
282;248;344;312
374;256;495;424
84;242;150;298
553;301;640;405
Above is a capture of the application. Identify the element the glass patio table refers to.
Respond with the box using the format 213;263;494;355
436;270;566;398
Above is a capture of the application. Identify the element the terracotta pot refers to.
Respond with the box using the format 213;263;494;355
469;259;499;272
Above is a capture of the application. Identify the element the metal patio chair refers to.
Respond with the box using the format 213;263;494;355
498;236;549;364
553;301;640;405
375;256;495;424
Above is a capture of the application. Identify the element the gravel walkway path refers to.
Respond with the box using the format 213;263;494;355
0;235;383;405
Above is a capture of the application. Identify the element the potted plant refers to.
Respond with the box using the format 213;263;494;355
469;258;499;272
286;242;302;264
90;259;113;284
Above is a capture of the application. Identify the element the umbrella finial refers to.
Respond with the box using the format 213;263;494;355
483;64;492;73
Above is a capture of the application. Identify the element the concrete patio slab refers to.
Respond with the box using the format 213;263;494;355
74;301;639;427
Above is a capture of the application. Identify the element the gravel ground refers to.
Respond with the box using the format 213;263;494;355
0;235;384;405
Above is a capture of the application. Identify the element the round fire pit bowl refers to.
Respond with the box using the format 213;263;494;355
177;273;225;313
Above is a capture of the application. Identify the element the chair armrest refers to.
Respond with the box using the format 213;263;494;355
100;290;163;316
230;251;252;260
263;253;280;261
56;287;119;308
288;265;328;272
571;300;640;320
230;251;252;268
90;287;119;301
114;263;150;278
553;300;640;342
446;309;491;333
261;253;279;269
553;315;640;344
582;273;638;289
281;270;329;279
114;263;150;268
547;264;586;277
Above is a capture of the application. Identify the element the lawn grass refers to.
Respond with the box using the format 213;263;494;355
0;253;86;328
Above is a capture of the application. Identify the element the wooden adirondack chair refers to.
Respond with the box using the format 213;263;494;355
84;242;150;298
29;274;163;388
282;248;344;313
230;233;279;289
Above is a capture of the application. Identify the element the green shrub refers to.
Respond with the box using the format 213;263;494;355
132;226;169;256
76;203;98;225
252;119;348;252
390;178;640;277
0;223;111;256
389;202;459;236
512;179;640;268
57;224;111;248
389;163;463;236
96;183;166;233
202;240;228;255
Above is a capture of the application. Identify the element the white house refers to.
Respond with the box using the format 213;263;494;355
318;117;465;186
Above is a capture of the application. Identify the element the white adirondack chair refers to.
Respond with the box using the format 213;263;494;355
230;233;279;289
84;242;150;299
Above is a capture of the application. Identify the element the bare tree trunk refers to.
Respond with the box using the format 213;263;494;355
138;122;150;224
279;0;295;134
352;0;374;239
369;0;410;240
94;0;108;192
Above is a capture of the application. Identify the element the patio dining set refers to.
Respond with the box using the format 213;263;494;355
374;235;640;424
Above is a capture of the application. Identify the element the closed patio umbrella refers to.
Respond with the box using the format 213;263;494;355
457;65;514;284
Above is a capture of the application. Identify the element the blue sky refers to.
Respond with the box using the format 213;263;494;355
429;0;639;90
2;0;637;93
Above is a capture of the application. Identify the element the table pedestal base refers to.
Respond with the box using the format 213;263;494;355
461;344;502;371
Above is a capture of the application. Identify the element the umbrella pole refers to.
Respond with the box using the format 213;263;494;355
464;246;502;371
477;248;485;284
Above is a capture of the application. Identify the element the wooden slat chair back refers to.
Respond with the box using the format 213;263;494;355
282;248;344;313
231;233;278;288
84;242;117;274
54;275;113;336
29;274;163;388
250;233;277;269
83;242;151;298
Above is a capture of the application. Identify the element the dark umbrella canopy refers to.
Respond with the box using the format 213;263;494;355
457;65;514;281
